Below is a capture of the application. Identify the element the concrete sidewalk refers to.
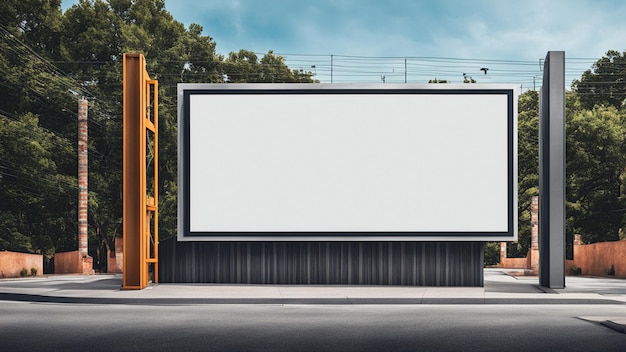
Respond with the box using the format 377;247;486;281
0;268;625;305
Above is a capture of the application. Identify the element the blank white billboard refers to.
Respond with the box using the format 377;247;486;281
178;84;517;241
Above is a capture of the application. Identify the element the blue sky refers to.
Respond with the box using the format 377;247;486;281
60;0;626;87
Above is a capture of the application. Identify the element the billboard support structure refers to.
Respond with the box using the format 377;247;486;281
123;53;159;290
539;51;566;289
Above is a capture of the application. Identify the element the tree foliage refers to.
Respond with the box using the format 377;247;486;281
566;98;626;243
509;90;539;257
0;0;314;271
222;49;315;83
0;113;76;254
573;50;626;110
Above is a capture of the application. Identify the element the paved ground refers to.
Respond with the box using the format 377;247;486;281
0;269;624;351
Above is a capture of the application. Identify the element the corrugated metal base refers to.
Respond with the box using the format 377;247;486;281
158;238;484;286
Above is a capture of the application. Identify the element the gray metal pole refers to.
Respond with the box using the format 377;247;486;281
405;58;407;83
538;51;566;289
331;54;333;84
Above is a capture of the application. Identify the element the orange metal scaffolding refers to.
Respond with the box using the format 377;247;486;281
122;53;158;289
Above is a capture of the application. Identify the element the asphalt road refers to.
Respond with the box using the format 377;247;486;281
1;271;625;351
1;301;625;351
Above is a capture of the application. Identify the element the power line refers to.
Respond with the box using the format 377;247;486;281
0;24;128;170
31;48;608;90
262;52;601;87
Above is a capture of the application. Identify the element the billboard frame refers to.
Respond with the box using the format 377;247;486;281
178;83;518;241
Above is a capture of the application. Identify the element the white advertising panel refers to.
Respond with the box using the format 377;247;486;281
178;84;517;241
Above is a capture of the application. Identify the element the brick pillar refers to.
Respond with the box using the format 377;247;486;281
78;98;88;257
500;242;507;264
53;102;94;276
573;233;581;263
530;196;539;274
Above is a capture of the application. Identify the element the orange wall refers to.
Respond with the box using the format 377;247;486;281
55;251;83;274
501;239;626;278
55;250;94;275
499;256;529;269
570;240;626;277
0;251;43;278
107;236;123;273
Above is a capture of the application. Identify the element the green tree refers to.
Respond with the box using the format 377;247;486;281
0;1;78;258
0;113;76;254
259;50;313;83
573;50;626;110
222;49;260;82
180;23;222;84
0;0;76;139
222;50;315;83
0;0;317;271
483;241;501;266
507;90;539;257
566;98;626;243
0;0;64;58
